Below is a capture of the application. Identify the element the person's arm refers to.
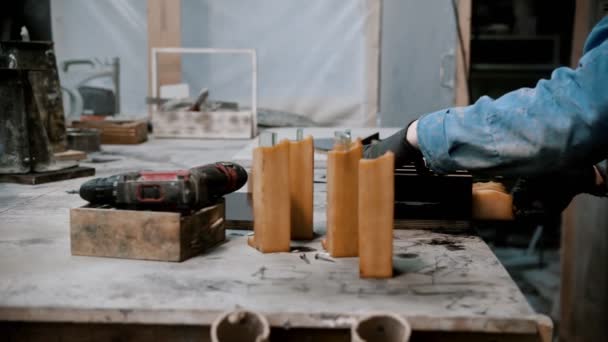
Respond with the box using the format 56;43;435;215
415;17;608;176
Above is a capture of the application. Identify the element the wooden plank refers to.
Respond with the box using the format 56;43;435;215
559;204;576;342
70;201;225;262
0;322;210;342
455;0;471;106
0;166;95;185
71;120;148;144
54;150;87;162
570;0;592;67
363;0;382;126
561;195;608;341
147;0;182;98
180;205;226;261
0;322;545;342
535;314;553;342
152;110;254;139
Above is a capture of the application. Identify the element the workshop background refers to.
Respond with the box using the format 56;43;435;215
1;0;607;341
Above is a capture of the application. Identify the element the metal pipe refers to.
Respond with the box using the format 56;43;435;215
351;314;411;342
211;310;270;342
259;132;277;147
333;130;352;151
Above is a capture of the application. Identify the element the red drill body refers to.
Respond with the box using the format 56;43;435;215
80;162;247;212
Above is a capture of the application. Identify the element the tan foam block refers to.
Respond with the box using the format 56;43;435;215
289;136;314;240
472;181;514;221
358;152;394;278
324;140;362;257
249;140;291;253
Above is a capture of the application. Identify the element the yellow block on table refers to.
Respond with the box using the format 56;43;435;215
472;182;514;221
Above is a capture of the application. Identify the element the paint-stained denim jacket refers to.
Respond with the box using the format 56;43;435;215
417;17;608;177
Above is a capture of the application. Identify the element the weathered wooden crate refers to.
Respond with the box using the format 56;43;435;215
71;120;148;144
70;200;225;262
152;110;254;139
150;47;258;139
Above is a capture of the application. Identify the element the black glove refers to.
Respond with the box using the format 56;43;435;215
512;166;606;220
362;123;425;169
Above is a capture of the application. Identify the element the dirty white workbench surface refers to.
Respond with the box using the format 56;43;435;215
0;137;547;335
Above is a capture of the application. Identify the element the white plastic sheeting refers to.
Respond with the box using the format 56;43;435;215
379;0;458;127
50;0;148;117
50;0;380;126
181;0;380;127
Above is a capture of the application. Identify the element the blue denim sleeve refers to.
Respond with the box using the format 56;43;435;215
417;17;608;176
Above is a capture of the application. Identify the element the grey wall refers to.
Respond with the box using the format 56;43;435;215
180;0;374;126
49;0;459;126
50;0;148;116
379;0;457;127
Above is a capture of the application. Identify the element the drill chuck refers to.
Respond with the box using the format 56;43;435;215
79;174;122;206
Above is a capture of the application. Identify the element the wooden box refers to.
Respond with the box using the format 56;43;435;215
152;110;254;139
70;201;225;262
71;120;148;144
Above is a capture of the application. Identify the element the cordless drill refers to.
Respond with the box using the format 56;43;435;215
79;162;248;212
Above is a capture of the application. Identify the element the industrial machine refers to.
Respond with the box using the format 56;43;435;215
0;38;75;174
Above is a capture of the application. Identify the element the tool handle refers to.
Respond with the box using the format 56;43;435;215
190;162;248;204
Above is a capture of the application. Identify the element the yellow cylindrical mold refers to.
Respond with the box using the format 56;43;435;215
248;136;290;253
289;133;314;240
323;136;362;257
358;152;394;278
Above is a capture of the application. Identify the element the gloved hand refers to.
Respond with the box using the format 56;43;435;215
512;165;606;220
362;122;425;168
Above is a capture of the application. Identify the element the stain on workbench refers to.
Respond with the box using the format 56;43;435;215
3;284;38;297
143;273;239;294
89;157;121;163
118;309;133;319
392;267;405;277
292;283;310;293
396;253;418;259
339;281;408;297
429;226;474;236
290;246;316;253
251;266;267;279
426;238;465;251
0;238;54;247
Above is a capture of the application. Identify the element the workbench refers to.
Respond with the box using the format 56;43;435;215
0;136;551;341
